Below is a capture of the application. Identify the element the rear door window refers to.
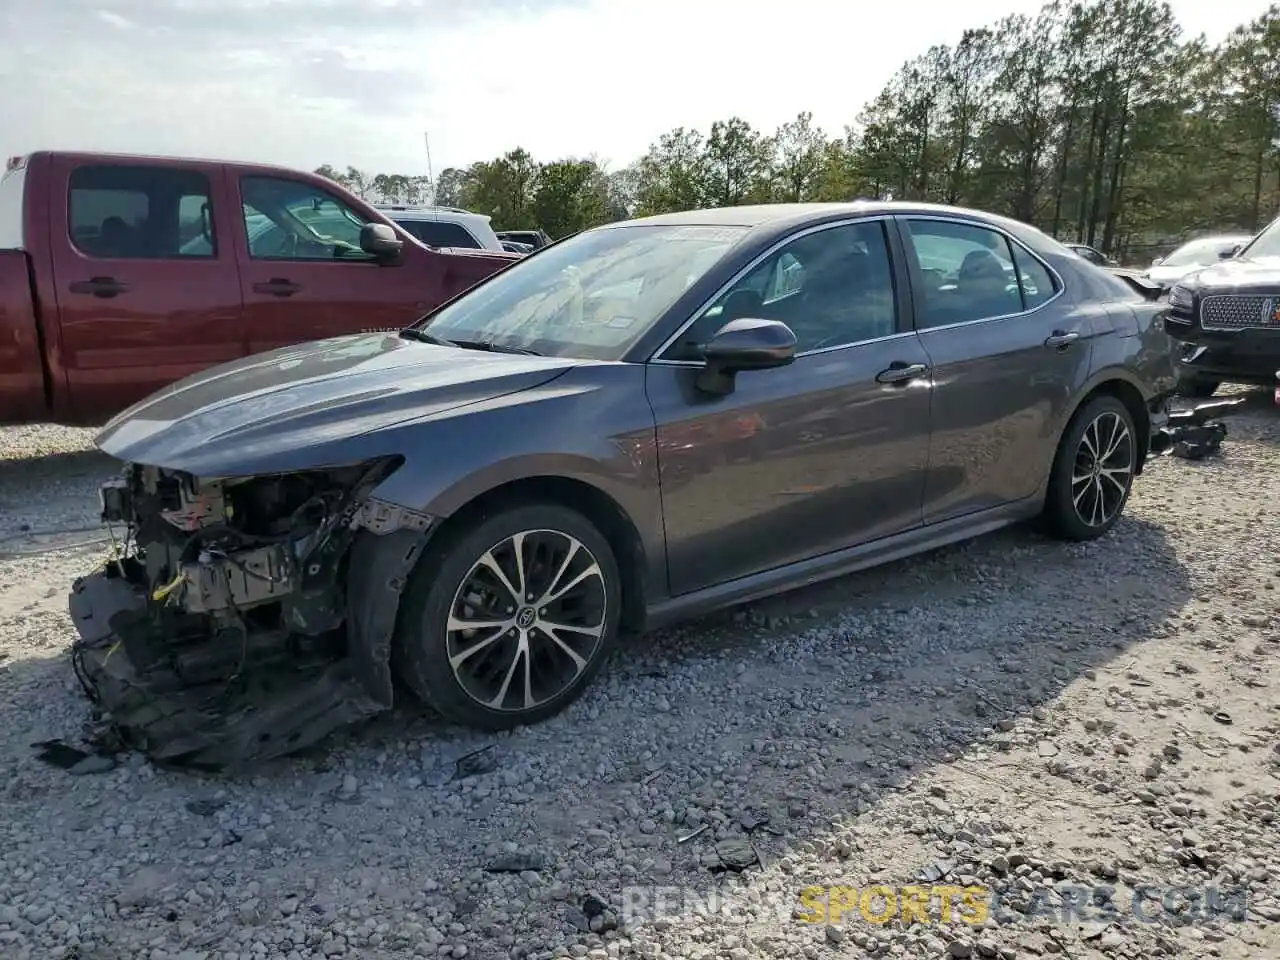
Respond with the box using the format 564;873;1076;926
902;219;1024;327
69;165;217;259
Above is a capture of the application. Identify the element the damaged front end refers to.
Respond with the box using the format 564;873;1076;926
67;456;434;770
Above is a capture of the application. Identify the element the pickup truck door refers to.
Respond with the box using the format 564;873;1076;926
46;155;246;420
229;170;451;351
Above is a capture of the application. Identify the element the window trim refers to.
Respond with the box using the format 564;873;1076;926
67;164;219;262
898;215;1065;333
647;214;913;366
237;175;377;264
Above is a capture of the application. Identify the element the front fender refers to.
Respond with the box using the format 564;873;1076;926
364;363;666;589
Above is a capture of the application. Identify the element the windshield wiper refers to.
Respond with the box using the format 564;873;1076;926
447;338;542;356
400;328;541;355
399;329;457;347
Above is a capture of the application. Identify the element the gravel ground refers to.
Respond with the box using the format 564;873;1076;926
1;395;1279;960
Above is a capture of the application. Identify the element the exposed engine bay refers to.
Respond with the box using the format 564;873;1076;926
68;457;433;770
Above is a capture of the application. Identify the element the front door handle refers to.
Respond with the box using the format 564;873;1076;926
876;361;929;384
69;276;129;298
252;278;301;297
1044;330;1080;349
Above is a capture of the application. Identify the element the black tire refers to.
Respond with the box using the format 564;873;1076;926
393;502;621;731
1176;375;1219;399
1042;395;1139;541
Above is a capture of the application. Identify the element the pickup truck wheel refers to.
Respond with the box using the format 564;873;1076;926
1042;395;1137;542
1176;375;1219;399
394;503;621;731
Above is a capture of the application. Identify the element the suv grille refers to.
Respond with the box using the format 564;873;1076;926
1200;295;1280;331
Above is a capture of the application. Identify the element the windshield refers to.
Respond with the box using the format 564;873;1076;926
1162;237;1239;268
415;223;750;360
1239;221;1280;259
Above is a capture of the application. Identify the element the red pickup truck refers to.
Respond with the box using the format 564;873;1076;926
0;151;520;426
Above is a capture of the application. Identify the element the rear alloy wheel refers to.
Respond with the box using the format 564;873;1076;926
1042;395;1137;541
394;503;621;730
1176;375;1219;399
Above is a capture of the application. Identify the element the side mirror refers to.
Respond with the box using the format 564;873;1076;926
360;222;404;263
1106;257;1119;267
695;318;796;396
1151;257;1163;267
1220;245;1241;260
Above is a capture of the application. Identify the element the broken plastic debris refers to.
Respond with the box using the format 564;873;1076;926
708;837;759;872
919;859;955;883
186;798;229;816
677;823;709;844
484;852;546;873
31;739;116;774
451;745;498;782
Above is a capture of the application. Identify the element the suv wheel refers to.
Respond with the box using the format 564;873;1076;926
1176;375;1219;399
1042;395;1138;541
394;503;621;730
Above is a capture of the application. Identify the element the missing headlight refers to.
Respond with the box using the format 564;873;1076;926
66;454;433;769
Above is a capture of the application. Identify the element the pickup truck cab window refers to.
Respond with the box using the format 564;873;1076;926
239;176;374;262
68;165;217;260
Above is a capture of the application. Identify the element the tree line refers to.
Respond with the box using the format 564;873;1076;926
316;0;1280;264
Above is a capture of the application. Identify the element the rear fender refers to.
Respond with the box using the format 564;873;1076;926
1054;366;1162;476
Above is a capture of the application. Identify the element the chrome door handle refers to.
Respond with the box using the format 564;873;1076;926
1044;330;1080;348
876;362;929;384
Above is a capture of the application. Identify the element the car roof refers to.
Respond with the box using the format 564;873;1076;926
599;201;1061;255
607;200;1038;231
376;205;491;226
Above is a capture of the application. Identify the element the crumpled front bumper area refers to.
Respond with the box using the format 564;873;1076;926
67;529;427;771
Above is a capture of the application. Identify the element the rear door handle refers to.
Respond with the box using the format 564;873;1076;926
69;277;129;298
252;278;301;297
876;361;929;384
1044;330;1080;348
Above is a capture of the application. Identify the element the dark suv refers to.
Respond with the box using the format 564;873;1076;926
1164;218;1280;397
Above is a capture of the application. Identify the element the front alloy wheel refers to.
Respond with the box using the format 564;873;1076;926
1043;395;1138;541
447;530;607;712
395;503;621;730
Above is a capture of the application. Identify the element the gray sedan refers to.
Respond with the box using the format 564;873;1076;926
69;201;1179;768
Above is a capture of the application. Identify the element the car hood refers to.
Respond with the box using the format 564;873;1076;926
95;333;579;476
1147;263;1201;284
1179;255;1280;291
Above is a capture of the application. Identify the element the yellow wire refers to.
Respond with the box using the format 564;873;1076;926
151;573;185;601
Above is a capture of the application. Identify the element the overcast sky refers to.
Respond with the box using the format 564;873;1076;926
0;0;1271;178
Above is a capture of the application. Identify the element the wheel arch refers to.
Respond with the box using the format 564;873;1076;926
420;474;650;636
1055;371;1153;476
